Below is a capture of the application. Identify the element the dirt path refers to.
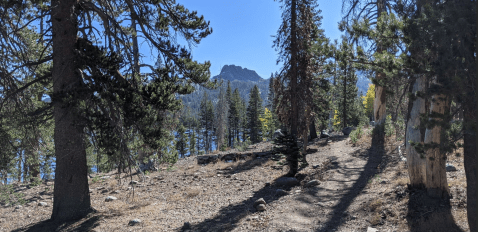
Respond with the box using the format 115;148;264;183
3;132;470;232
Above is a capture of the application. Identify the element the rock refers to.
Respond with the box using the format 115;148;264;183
272;129;284;140
367;227;379;232
193;173;200;178
96;186;105;190
276;177;299;186
138;159;158;172
342;127;355;136
253;198;267;208
105;196;117;202
305;180;320;187
256;204;266;211
38;202;47;207
89;189;94;193
101;189;109;194
320;130;330;138
112;190;120;194
130;180;138;185
128;219;141;226
15;205;22;209
275;189;288;196
446;164;457;172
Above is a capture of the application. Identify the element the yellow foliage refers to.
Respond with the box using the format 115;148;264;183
333;110;340;126
363;84;375;118
259;108;273;139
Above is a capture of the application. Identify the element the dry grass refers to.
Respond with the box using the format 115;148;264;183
369;212;382;226
394;177;409;186
184;187;201;198
369;200;383;212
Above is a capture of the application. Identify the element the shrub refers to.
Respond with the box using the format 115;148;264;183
350;127;364;145
0;185;26;206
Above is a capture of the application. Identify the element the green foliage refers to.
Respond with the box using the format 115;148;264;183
350;127;364;145
236;139;251;152
175;124;189;158
384;115;395;137
246;85;264;144
199;92;215;153
29;177;42;187
0;185;26;206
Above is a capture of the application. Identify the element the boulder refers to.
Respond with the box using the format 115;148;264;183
38;202;48;207
305;180;320;187
138;159;157;172
276;177;299;186
256;204;266;211
253;198;267;208
105;196;117;202
272;129;284;140
446;164;457;172
128;219;141;226
275;189;288;196
342;127;355;136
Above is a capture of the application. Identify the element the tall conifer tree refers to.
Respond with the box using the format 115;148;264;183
247;85;264;144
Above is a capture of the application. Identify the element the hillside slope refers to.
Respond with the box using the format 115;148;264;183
3;129;469;232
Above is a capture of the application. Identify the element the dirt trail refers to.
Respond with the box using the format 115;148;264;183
2;131;470;232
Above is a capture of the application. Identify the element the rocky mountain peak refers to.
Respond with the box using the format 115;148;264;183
212;64;263;82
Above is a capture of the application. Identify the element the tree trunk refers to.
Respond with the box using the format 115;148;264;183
406;75;427;189
289;0;298;137
424;88;450;198
343;66;347;128
373;0;387;125
309;120;317;140
463;82;477;232
27;135;41;182
50;0;92;221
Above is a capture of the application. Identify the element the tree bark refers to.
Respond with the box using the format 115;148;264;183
405;75;427;189
424;87;450;198
50;0;92;221
289;0;298;137
309;120;317;140
463;98;476;232
373;0;387;125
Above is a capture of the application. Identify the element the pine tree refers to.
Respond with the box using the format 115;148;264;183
246;85;264;144
0;0;213;221
175;124;189;158
199;92;214;154
334;40;360;128
215;84;229;151
226;81;233;147
273;0;326;175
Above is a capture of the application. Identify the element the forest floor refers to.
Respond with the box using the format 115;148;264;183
1;127;470;232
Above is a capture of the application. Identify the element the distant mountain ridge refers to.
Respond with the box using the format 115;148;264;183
180;65;269;113
212;65;264;82
180;64;371;113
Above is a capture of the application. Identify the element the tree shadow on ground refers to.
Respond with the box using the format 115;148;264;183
406;188;464;232
176;173;296;232
314;128;386;232
11;209;101;232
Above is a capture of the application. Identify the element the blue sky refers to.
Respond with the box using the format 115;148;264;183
166;0;345;79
